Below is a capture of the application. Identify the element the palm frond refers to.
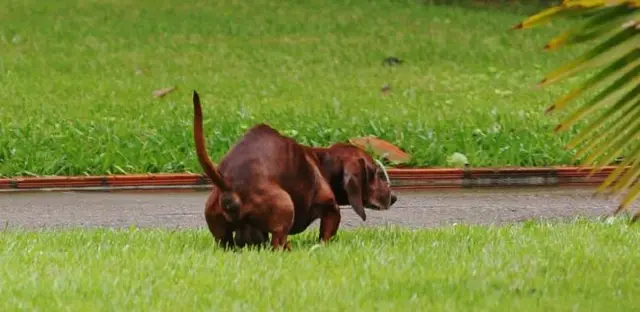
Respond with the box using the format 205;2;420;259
515;0;640;220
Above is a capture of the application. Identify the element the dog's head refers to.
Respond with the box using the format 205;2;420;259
318;144;398;221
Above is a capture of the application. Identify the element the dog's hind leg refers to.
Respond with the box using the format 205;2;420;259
204;213;234;249
262;188;295;251
234;224;269;248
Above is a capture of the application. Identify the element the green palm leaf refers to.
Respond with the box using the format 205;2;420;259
545;6;638;50
539;26;637;87
515;0;640;221
546;51;640;115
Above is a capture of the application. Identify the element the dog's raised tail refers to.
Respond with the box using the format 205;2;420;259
192;90;229;191
193;90;245;214
192;90;241;215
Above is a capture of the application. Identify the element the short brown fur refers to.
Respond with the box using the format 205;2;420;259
192;91;397;250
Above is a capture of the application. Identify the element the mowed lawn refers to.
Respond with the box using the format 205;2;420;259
2;219;639;311
0;0;592;177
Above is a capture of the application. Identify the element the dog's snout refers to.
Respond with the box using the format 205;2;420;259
390;193;398;206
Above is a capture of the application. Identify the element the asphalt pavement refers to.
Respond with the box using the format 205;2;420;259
0;187;628;230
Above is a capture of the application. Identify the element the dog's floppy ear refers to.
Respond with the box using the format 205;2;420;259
343;157;368;221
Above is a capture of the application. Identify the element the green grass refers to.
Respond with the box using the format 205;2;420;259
2;219;639;311
0;0;593;177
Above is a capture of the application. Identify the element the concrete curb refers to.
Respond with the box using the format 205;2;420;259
0;166;626;193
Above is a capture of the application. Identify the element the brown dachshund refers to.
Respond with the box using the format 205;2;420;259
192;91;397;250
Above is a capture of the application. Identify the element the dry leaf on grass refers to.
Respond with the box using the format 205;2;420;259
348;136;411;164
152;86;176;98
382;56;404;66
380;84;391;96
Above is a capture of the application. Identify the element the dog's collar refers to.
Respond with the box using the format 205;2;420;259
373;159;391;185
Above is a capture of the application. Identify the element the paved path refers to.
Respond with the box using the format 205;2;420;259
0;187;629;230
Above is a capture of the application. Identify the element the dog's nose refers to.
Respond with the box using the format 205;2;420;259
390;194;398;206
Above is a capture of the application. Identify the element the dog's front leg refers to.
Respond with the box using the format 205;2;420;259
319;207;341;242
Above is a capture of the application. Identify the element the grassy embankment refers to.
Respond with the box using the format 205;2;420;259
0;0;590;178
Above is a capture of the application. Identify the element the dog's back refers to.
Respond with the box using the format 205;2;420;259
218;124;324;208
